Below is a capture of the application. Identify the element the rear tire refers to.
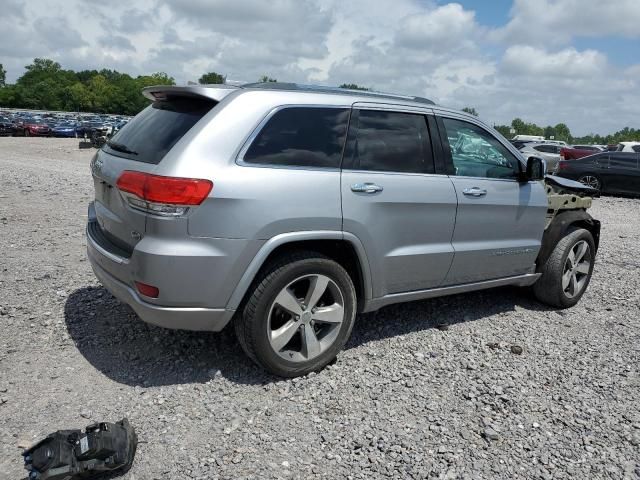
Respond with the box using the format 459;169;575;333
533;227;595;308
234;251;357;377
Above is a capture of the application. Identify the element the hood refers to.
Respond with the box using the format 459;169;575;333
545;175;598;197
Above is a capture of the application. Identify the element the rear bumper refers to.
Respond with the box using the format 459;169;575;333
86;210;240;331
88;251;234;331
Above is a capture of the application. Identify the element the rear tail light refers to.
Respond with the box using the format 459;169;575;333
116;171;213;217
556;160;569;171
135;281;159;298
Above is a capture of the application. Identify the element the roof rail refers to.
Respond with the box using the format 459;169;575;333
240;82;435;105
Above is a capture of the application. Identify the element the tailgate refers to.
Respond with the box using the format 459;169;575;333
91;149;154;252
90;91;220;251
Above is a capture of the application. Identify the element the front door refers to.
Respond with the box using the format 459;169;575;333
341;107;458;297
436;116;548;285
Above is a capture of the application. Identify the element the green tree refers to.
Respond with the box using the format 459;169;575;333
544;125;556;140
461;107;478;116
493;124;511;138
554;123;571;142
339;83;369;91
66;82;91;111
198;72;226;84
511;118;526;135
259;75;277;83
0;64;6;87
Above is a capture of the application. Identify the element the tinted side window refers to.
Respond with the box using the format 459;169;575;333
343;110;434;173
633;145;640;153
243;107;349;168
441;118;521;179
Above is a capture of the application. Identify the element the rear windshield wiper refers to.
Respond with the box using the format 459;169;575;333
107;141;138;155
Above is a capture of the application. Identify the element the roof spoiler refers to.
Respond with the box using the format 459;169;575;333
142;84;239;102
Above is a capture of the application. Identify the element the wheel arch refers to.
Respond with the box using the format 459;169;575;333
536;210;601;269
226;231;373;313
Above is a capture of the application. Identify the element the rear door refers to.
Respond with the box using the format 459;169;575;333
600;153;639;194
91;95;217;252
341;106;457;297
435;115;547;285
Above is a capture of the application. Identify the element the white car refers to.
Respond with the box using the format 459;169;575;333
519;142;562;171
616;141;640;152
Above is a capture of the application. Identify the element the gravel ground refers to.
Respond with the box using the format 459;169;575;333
1;137;639;480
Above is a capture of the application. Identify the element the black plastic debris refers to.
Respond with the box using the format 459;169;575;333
22;418;137;480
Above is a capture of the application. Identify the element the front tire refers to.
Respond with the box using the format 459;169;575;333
533;228;595;308
235;251;357;377
577;174;601;191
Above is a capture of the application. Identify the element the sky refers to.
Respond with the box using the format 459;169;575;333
1;0;639;136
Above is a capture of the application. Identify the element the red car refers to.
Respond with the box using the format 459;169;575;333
559;145;603;161
23;119;52;137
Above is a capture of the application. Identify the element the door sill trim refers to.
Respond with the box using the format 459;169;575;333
362;273;541;312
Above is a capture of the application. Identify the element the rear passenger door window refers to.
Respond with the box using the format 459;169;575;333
440;117;521;180
342;110;434;173
243;107;349;168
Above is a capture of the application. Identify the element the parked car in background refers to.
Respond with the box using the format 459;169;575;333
555;151;639;195
0;116;15;136
560;145;604;161
11;120;25;136
51;122;79;138
520;143;563;171
510;139;534;150
616;141;640;152
23;118;52;137
512;134;545;142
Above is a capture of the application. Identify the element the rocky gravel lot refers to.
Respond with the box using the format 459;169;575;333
1;137;639;479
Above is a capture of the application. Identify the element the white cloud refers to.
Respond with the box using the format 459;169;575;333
495;0;640;45
502;46;607;77
395;3;479;51
0;0;638;135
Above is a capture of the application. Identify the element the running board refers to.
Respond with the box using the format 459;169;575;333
363;273;541;312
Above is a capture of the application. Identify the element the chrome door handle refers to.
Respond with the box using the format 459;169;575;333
462;187;487;197
351;183;383;194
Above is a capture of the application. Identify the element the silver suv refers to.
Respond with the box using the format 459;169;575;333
87;83;600;377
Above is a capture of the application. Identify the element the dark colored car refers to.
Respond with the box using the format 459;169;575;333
11;118;26;136
51;122;79;138
0;116;15;136
555;151;640;195
23;119;52;137
76;121;107;138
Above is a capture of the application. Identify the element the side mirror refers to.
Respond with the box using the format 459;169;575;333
524;156;545;181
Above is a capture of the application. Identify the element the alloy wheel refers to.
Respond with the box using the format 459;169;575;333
267;274;345;363
578;175;600;190
562;240;592;298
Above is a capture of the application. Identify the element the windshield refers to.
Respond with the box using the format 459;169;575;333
103;97;216;164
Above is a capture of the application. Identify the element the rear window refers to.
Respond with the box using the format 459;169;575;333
104;97;215;164
243;107;349;168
